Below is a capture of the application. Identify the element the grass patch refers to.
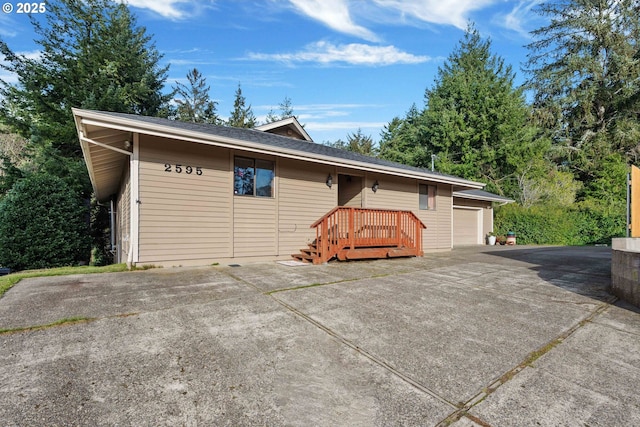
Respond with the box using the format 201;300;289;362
0;263;129;299
523;338;563;367
266;278;364;295
132;264;159;271
0;316;95;334
266;273;392;295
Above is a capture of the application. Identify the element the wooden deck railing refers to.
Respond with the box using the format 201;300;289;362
309;207;426;264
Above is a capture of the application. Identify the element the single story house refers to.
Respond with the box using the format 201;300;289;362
73;109;512;267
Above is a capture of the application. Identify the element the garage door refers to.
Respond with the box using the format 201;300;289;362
453;207;481;246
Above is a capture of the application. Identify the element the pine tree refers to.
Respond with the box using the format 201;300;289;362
378;105;428;166
173;68;219;124
525;0;640;200
380;25;546;198
227;83;256;128
329;129;378;157
0;0;171;265
265;96;295;123
0;0;170;163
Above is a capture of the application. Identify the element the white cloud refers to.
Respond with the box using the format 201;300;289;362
0;14;17;38
247;41;430;66
287;104;386;133
496;0;545;39
168;59;218;66
286;0;501;36
121;0;214;20
304;120;386;132
288;0;378;42
373;0;498;29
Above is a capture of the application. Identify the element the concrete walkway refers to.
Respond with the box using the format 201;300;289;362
0;246;638;426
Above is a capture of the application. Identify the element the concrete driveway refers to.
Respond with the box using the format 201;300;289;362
1;246;639;426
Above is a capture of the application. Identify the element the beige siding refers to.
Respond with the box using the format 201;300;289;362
233;195;277;257
131;133;461;263
362;176;452;250
137;135;232;263
265;127;306;140
414;183;452;250
484;207;493;236
116;167;131;263
278;159;337;255
436;185;453;249
364;175;415;211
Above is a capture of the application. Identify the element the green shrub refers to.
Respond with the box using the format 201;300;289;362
494;202;625;246
0;174;91;271
90;197;113;266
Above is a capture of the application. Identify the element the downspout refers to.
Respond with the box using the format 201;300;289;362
110;197;116;254
128;133;140;269
627;172;631;238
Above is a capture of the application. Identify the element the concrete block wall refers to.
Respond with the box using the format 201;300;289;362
611;238;640;308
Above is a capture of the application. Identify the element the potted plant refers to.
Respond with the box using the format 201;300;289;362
486;232;497;246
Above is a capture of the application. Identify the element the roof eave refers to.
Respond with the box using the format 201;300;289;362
73;109;485;190
453;191;515;204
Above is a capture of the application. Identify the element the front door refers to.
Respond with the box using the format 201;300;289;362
338;174;362;207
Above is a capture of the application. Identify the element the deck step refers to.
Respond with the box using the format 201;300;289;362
337;247;418;261
291;243;319;263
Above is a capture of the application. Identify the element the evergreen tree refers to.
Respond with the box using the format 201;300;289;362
424;25;545;197
378;105;428;166
0;0;170;265
328;128;378;157
525;0;640;201
265;96;295;123
227;83;256;128
380;25;547;198
173;68;219;124
0;0;170;182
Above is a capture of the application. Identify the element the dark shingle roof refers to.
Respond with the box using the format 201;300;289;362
91;111;483;187
453;189;514;203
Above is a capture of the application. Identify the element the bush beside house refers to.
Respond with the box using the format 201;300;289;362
0;174;90;271
495;203;625;246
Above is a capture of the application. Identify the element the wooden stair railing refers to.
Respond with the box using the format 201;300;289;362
292;207;426;264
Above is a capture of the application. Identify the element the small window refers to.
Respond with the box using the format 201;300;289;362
234;157;274;197
419;184;437;210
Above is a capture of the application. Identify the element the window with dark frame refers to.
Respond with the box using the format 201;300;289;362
234;157;274;197
419;184;437;210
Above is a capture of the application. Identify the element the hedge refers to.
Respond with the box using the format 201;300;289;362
494;203;625;246
0;174;91;271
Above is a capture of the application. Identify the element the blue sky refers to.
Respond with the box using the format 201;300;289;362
0;0;546;143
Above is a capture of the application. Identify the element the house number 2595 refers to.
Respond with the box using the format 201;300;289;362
164;163;203;175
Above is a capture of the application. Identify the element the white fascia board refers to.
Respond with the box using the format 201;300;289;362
453;191;514;203
74;109;484;189
255;117;313;141
74;112;104;199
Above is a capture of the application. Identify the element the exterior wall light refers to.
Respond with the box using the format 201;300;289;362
372;180;379;193
326;174;333;188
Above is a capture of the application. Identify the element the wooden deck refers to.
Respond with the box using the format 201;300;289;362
292;207;426;264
